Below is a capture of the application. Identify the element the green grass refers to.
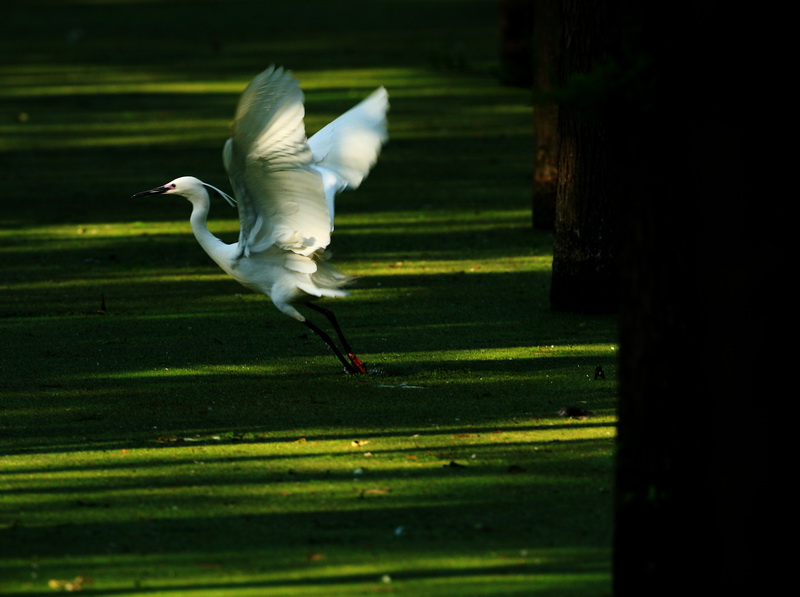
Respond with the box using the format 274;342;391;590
1;1;617;594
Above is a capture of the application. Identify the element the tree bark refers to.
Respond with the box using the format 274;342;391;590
549;0;616;313
612;3;768;595
531;0;559;230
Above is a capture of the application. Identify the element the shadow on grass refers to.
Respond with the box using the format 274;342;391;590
2;259;616;453
1;543;608;597
0;576;606;597
2;441;612;591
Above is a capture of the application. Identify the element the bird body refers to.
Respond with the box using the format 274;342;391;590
134;67;388;372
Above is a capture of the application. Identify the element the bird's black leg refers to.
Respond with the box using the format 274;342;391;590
306;302;367;374
303;319;357;374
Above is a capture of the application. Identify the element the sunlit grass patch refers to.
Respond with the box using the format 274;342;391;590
2;418;613;593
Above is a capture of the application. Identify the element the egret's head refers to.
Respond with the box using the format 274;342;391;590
132;176;235;206
132;176;200;198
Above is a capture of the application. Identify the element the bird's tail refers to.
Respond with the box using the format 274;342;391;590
296;253;354;299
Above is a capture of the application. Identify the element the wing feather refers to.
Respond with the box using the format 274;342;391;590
224;66;331;259
308;86;389;190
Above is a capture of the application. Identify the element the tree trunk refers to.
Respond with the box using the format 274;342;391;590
612;3;767;595
549;0;616;313
531;0;559;231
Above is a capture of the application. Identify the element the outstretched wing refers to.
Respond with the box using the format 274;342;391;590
223;66;330;261
308;86;388;188
308;87;389;223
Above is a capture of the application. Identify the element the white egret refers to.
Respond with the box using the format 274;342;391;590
133;66;389;374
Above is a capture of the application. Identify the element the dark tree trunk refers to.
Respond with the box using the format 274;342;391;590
611;3;768;596
549;0;616;313
531;0;559;231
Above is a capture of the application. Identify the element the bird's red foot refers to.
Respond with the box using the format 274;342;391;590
348;353;368;374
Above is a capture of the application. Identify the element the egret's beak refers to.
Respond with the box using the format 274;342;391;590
132;185;171;198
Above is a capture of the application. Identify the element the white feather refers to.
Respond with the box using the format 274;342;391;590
308;86;389;191
149;67;388;322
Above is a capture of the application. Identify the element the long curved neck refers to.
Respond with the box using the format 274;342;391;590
188;190;227;259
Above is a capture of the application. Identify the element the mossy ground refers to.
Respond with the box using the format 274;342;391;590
1;2;617;594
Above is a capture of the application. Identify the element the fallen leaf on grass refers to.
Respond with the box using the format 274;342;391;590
358;488;392;498
48;576;92;591
350;439;370;447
